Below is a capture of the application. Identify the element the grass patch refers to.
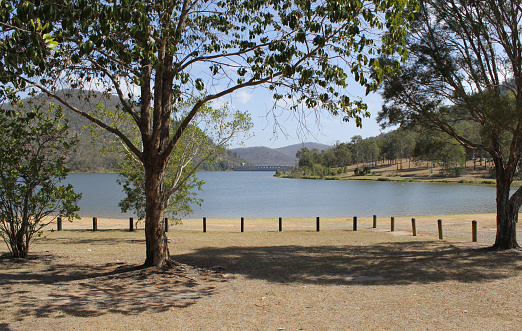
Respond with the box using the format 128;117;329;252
458;178;496;185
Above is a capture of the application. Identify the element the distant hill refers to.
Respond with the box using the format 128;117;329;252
7;90;333;170
9;90;248;172
275;142;331;159
4;90;123;173
230;146;294;166
231;142;331;166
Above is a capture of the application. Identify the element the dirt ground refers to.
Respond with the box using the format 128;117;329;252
1;216;521;330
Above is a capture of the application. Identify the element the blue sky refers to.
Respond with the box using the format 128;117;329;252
222;84;389;149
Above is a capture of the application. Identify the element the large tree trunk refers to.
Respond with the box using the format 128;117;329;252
493;164;519;249
143;160;170;267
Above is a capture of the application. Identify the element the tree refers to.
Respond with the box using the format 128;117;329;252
333;143;352;167
0;102;81;258
359;136;380;167
413;130;466;175
379;0;522;249
118;101;251;223
1;0;417;266
296;147;313;168
321;148;337;168
350;135;363;169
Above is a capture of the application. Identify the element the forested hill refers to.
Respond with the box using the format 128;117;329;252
11;90;248;173
8;90;333;171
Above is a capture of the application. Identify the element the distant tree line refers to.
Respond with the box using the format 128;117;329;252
291;127;494;178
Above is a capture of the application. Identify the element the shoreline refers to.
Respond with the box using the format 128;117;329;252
275;173;510;186
39;213;521;250
273;158;522;186
42;213;502;230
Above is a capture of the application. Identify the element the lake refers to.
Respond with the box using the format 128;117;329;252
65;172;498;219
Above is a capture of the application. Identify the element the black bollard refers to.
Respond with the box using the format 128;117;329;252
129;217;134;232
93;217;97;231
373;215;377;228
391;216;395;231
279;217;282;232
203;217;207;233
316;217;320;232
241;217;244;233
165;218;169;232
57;217;62;231
472;220;478;242
438;219;443;240
353;216;357;231
411;218;417;236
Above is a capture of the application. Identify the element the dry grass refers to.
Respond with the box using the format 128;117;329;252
1;216;521;330
300;158;519;186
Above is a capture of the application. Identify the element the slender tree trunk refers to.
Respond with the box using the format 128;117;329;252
494;167;519;249
143;159;170;267
12;192;32;258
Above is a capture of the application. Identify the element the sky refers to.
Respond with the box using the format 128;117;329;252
221;83;390;149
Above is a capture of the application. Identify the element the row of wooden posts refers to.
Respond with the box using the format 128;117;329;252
56;215;480;242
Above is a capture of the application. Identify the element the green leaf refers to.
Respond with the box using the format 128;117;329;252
195;78;205;91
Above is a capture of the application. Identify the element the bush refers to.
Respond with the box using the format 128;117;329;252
453;167;463;176
0;105;81;258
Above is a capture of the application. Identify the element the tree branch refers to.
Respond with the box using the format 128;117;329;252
19;77;143;161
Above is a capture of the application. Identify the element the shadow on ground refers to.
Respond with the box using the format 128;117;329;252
173;241;522;285
33;231;147;246
0;255;224;319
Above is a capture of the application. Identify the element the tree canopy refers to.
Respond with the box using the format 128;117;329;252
0;0;418;266
378;0;522;249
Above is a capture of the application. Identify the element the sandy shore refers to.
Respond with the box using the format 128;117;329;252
2;214;521;330
41;213;519;246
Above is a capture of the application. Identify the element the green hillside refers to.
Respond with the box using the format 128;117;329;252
13;90;247;173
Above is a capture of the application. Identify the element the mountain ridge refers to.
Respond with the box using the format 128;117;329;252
230;142;331;166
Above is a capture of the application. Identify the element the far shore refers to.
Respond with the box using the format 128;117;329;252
277;173;503;185
276;158;522;186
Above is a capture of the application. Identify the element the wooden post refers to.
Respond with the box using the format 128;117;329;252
472;220;478;242
279;217;282;232
203;217;207;233
57;217;62;231
353;216;357;231
411;218;417;236
316;217;320;232
372;215;377;228
164;218;169;232
93;217;97;231
438;219;443;240
241;217;244;232
129;217;134;232
391;217;395;231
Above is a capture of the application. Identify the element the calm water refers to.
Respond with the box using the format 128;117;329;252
65;172;498;219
